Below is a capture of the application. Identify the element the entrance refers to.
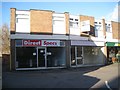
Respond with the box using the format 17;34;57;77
37;47;46;67
71;46;83;66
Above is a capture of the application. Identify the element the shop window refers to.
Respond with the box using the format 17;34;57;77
71;46;76;65
16;47;37;68
47;47;65;67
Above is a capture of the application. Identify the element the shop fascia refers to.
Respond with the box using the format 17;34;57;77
106;42;120;46
22;40;61;46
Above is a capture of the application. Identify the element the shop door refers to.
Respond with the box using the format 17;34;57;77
37;48;46;67
76;47;83;65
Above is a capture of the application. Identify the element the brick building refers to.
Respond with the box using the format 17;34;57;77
10;8;120;70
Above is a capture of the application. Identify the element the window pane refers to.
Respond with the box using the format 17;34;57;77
16;47;37;68
47;47;65;67
71;46;76;65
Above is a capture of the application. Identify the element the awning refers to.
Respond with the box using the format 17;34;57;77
71;40;104;46
106;42;120;46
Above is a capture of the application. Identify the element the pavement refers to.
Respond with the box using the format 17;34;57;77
2;63;120;89
0;57;2;90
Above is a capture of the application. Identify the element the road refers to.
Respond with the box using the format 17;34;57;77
2;63;119;89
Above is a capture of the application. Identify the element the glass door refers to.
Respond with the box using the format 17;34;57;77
71;46;83;67
76;47;83;65
37;48;46;67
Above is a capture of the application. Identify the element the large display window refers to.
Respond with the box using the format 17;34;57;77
16;47;65;69
47;47;66;67
16;47;37;68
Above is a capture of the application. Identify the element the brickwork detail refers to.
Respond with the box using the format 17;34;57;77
10;8;16;32
30;10;53;34
112;21;120;39
65;12;69;35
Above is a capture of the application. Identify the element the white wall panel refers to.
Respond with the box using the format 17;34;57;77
69;15;80;35
16;10;30;33
53;13;66;34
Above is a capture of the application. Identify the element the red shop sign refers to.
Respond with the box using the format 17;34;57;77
23;40;42;46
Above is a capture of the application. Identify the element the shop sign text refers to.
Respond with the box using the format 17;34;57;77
22;40;60;46
23;40;41;46
42;40;60;46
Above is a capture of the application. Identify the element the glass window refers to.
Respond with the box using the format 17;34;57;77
70;22;73;27
16;47;37;68
47;47;65;67
70;18;73;20
71;46;76;65
75;19;78;21
94;22;97;24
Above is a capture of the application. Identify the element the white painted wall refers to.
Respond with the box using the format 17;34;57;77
52;13;66;34
16;10;30;33
94;19;104;38
69;15;80;35
105;21;112;39
80;20;90;32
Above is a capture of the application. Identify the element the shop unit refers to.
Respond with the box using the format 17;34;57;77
70;40;105;67
69;15;106;67
10;8;70;70
10;8;109;70
105;21;120;63
15;40;66;70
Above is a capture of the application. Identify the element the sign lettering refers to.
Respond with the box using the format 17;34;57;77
23;40;41;46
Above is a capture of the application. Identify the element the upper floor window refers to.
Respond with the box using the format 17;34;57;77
94;22;97;24
69;18;79;28
95;25;102;31
75;19;78;21
70;18;73;21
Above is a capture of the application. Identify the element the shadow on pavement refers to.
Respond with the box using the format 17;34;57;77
2;66;102;89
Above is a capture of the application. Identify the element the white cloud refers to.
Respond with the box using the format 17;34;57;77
106;4;120;22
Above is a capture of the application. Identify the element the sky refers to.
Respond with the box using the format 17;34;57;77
1;1;119;28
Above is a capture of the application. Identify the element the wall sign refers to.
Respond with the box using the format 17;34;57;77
42;40;60;46
23;40;41;46
20;40;61;47
106;42;120;46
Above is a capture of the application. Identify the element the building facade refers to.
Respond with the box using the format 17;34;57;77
10;8;120;70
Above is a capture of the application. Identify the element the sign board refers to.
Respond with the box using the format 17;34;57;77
106;42;120;46
21;40;61;47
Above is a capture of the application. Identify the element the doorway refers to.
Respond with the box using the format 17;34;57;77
71;46;83;67
37;47;46;67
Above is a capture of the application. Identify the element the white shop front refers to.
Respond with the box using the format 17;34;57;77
15;39;66;70
70;40;105;67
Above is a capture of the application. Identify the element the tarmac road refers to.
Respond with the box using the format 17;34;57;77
2;63;120;89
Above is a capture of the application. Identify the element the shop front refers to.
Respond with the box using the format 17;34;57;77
15;40;66;70
106;42;120;63
70;40;105;67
